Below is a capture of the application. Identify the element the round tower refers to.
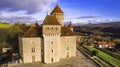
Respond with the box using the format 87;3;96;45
50;5;64;26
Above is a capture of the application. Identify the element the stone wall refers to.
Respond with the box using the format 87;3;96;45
20;37;41;63
60;36;76;59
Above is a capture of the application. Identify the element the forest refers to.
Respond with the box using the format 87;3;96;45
0;22;28;53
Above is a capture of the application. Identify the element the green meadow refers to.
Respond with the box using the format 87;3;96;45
86;46;120;67
0;24;11;28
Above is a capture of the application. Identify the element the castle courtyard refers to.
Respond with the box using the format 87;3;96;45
8;50;98;67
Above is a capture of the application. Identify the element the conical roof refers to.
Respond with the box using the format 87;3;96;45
51;5;63;14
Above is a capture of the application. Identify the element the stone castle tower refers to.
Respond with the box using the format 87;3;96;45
19;5;76;63
42;15;61;63
50;5;64;26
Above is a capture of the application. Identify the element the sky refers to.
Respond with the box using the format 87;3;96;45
0;0;120;24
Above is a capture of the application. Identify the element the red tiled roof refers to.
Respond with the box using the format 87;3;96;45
97;41;107;45
107;42;116;47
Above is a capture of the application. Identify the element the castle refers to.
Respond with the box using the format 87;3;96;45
19;5;76;63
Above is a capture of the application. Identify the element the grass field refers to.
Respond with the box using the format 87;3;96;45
86;46;120;67
0;24;11;28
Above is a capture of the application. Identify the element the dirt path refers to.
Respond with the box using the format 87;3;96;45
9;50;98;67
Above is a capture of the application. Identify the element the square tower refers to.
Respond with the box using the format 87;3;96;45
42;15;61;63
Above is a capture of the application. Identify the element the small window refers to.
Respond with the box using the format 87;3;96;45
51;40;54;44
31;47;35;53
51;49;53;53
51;27;53;30
56;27;57;30
66;52;69;57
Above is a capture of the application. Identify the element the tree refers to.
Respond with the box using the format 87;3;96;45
92;50;98;56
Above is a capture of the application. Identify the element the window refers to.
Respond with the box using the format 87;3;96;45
56;27;57;30
66;52;69;57
30;40;35;45
51;27;53;30
51;49;53;53
51;40;54;44
31;47;35;53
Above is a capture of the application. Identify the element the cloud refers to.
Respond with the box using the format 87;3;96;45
75;15;101;19
0;0;58;14
0;12;37;23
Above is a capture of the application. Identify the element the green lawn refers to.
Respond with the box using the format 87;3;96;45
0;24;11;28
94;58;110;67
86;46;120;67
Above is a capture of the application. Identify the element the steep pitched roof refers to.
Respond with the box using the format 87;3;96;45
51;5;63;14
42;15;61;25
61;26;75;36
22;23;42;37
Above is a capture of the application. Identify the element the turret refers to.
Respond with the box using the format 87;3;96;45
50;5;64;26
68;21;73;32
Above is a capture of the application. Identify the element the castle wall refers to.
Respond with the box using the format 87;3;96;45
21;37;41;63
60;36;76;59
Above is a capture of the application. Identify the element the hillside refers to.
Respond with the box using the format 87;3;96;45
74;24;120;38
0;23;11;28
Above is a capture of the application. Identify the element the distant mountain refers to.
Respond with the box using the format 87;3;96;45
94;21;120;25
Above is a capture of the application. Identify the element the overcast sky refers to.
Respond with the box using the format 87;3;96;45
0;0;120;24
